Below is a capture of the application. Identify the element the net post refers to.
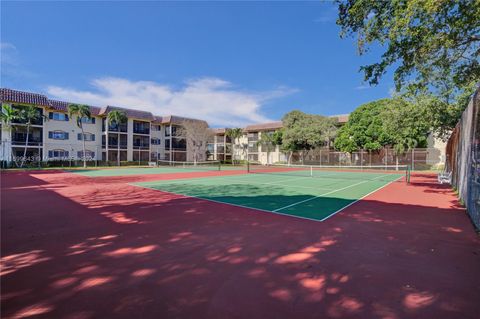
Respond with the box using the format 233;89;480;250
310;165;313;177
218;161;221;171
406;165;411;184
247;161;250;173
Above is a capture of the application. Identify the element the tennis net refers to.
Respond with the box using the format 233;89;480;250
247;163;410;183
157;160;221;171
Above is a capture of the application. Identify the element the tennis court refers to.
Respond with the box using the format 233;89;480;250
135;164;408;221
70;160;223;177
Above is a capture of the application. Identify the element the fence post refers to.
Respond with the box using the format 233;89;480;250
412;148;415;171
385;148;388;170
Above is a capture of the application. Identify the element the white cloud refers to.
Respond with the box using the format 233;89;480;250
354;84;371;90
1;42;37;79
47;77;297;127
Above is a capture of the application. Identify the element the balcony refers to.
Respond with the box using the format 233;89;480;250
133;121;150;135
109;123;128;133
12;137;43;146
12;128;43;146
133;135;150;150
133;143;150;150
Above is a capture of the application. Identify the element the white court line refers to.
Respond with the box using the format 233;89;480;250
225;175;335;191
130;183;327;223
319;174;404;221
129;173;404;223
273;173;394;212
139;173;334;191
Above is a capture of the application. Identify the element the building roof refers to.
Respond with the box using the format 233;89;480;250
330;114;349;123
0;88;50;107
99;105;155;121
1;88;103;115
48;99;102;116
212;128;227;135
244;121;283;132
154;115;208;126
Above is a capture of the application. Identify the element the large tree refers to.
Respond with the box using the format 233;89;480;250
334;98;430;153
337;0;480;98
226;127;243;164
107;110;127;166
282;110;338;164
68;104;92;168
178;120;213;164
15;105;46;168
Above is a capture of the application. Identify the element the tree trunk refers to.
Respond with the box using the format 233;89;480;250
20;123;30;168
81;126;87;168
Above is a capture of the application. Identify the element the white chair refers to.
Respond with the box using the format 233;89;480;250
438;170;452;184
148;162;157;167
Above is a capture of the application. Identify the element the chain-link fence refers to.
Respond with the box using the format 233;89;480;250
0;141;167;168
279;147;445;170
447;87;480;231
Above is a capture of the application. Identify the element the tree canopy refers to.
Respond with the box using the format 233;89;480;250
334;98;430;153
337;0;480;98
282;110;338;161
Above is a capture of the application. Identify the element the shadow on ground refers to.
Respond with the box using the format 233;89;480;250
1;171;479;319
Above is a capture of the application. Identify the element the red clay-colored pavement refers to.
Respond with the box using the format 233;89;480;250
1;170;479;319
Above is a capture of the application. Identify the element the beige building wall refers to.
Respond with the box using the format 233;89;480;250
44;110;103;160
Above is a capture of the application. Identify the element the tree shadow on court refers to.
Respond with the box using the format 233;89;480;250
2;171;480;319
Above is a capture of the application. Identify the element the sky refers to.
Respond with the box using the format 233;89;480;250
1;1;395;127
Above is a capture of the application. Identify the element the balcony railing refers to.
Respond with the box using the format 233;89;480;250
107;143;128;149
12;138;43;146
133;143;150;149
133;128;150;135
108;124;128;133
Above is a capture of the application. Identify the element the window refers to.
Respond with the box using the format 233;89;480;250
151;138;161;145
77;150;95;159
151;124;161;131
80;117;96;124
171;125;181;137
133;135;150;148
165;126;171;137
248;132;258;142
172;138;186;150
77;133;95;141
48;131;69;140
48;149;69;158
49;112;69;121
165;139;171;148
133;121;150;134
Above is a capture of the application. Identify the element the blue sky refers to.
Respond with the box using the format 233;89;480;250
1;1;394;127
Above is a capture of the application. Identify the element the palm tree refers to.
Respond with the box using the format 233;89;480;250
107;110;127;166
68;104;92;168
225;128;243;165
0;104;18;126
1;104;19;167
16;105;45;168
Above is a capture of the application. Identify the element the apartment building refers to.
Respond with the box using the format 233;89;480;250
210;118;348;164
209;113;446;168
0;88;206;164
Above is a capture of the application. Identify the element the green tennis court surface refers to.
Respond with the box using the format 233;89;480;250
69;162;226;177
134;168;405;221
